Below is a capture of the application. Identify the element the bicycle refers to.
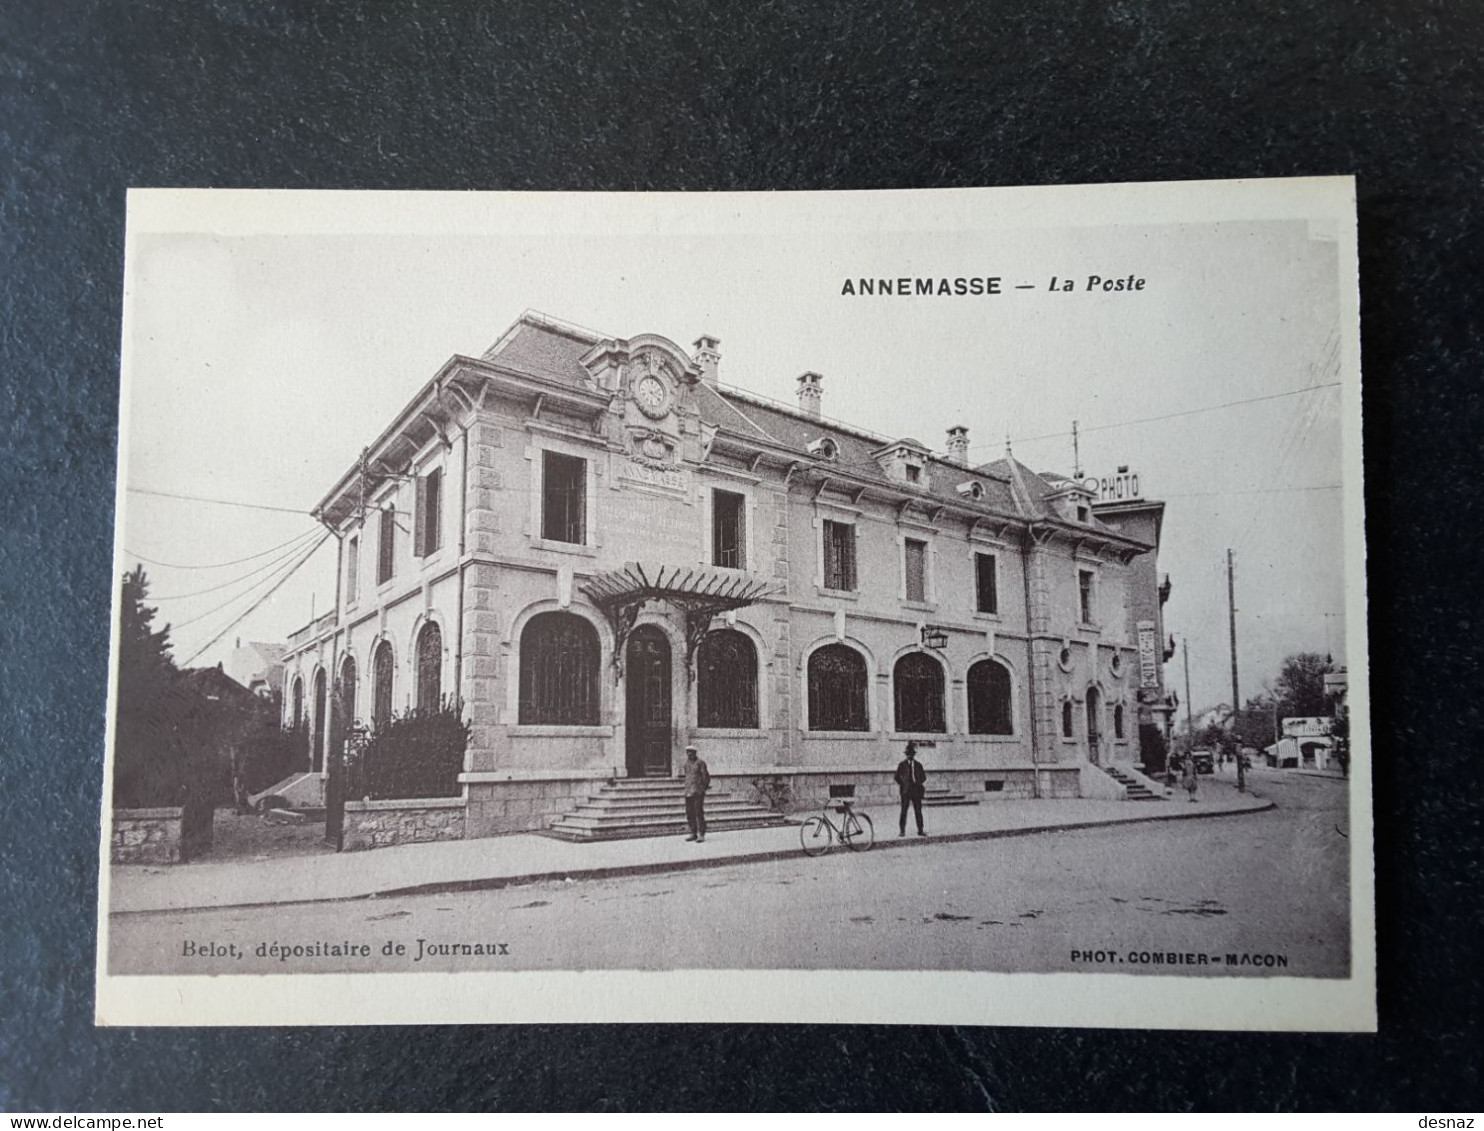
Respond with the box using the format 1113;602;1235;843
799;798;875;856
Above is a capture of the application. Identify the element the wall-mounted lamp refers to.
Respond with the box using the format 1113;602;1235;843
921;625;949;650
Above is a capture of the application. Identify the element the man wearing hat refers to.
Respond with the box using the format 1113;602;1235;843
682;744;711;843
895;741;928;837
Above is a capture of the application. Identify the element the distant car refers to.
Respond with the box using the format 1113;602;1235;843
1190;749;1216;775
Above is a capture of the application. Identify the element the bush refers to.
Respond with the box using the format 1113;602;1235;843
238;722;308;797
348;699;469;800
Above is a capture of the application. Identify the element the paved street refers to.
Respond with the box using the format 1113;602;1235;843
109;771;1350;978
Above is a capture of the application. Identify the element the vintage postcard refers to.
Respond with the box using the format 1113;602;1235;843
96;179;1373;1029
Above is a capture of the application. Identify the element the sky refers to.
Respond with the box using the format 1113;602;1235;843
117;187;1355;717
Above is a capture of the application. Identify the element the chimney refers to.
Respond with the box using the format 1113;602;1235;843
946;425;969;466
693;335;721;386
796;371;823;417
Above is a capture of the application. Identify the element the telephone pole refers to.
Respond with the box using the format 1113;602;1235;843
1182;637;1194;740
1228;548;1245;792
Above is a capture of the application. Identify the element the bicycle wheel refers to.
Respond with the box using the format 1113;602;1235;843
799;815;833;857
841;810;874;852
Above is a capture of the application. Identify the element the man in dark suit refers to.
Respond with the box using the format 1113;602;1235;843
895;741;928;837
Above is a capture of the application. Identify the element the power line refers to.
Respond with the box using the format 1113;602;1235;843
970;381;1344;451
182;534;332;666
1160;484;1342;500
125;527;321;572
171;532;330;634
148;534;329;600
127;485;311;516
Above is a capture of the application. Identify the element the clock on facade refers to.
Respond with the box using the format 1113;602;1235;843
633;374;670;419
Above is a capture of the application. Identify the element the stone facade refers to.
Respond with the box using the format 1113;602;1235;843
280;312;1161;842
111;807;183;865
342;798;465;851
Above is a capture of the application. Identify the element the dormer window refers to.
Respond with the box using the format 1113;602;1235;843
873;438;932;488
807;437;839;461
1077;505;1090;523
905;465;921;483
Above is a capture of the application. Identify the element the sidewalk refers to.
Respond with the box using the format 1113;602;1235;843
108;778;1272;915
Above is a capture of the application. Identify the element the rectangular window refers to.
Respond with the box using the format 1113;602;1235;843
415;468;442;557
377;506;395;584
1079;568;1096;624
975;552;998;614
822;520;857;591
712;489;746;569
542;452;587;544
904;538;927;603
905;465;921;483
346;537;359;604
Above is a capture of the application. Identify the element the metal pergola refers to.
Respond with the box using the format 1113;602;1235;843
580;561;776;680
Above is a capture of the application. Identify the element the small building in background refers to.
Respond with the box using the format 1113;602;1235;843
1265;716;1335;770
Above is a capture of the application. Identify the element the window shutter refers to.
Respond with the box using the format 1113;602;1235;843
413;476;429;558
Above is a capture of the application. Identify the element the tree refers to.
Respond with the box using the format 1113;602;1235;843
1272;652;1335;721
113;567;186;807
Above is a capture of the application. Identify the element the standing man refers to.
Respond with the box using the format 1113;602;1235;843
682;744;711;843
895;741;928;838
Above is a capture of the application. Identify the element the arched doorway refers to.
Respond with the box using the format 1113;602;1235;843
625;625;672;777
312;669;328;772
1085;686;1102;765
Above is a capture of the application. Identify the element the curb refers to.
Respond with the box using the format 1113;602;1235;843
111;798;1273;916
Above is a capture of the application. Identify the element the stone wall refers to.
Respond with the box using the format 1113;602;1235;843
111;807;183;865
464;777;601;836
342;797;465;851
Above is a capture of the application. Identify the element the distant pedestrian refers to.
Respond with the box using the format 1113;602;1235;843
895;741;928;837
682;745;711;842
1182;753;1199;802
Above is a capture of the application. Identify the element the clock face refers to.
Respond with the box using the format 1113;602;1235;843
634;375;669;418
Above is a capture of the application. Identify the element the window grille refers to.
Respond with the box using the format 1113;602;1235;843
696;629;758;728
904;538;927;602
372;642;395;727
542;452;587;544
807;643;869;731
416;622;442;712
967;658;1013;735
519;612;600;725
712;490;746;569
822;520;857;591
378;506;396;584
975;552;998;614
893;651;946;733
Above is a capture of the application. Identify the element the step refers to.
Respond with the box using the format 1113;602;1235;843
564;802;778;822
922;787;980;808
543;814;789;842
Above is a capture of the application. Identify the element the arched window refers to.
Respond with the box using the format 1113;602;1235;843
339;655;357;726
967;658;1013;735
372;641;395;727
1062;699;1075;738
519;612;600;725
894;651;946;733
807;643;869;731
291;677;304;728
416;622;443;712
1114;702;1126;740
697;629;758;729
312;669;327;772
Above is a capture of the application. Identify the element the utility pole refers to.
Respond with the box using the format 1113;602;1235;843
1228;548;1245;792
1071;420;1082;479
1182;637;1194;739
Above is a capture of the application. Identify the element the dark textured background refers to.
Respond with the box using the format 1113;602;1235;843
2;0;1481;1112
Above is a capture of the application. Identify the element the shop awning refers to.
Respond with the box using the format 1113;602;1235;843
581;561;777;677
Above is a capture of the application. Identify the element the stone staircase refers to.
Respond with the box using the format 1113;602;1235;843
544;778;793;842
1103;764;1165;801
922;785;980;808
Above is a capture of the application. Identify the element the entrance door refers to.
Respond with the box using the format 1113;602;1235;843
312;669;327;772
625;625;673;777
1085;687;1102;765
